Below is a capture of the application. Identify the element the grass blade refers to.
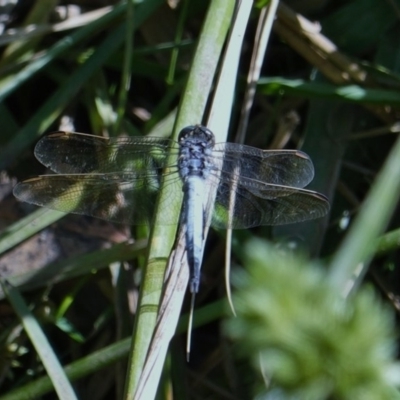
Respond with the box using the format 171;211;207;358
124;0;236;397
0;278;78;400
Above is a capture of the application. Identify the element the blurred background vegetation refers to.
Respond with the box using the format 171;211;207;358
1;0;400;399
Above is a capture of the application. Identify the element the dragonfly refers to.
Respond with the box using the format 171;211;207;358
13;125;330;293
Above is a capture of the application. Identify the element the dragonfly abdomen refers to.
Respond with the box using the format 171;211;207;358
178;125;216;292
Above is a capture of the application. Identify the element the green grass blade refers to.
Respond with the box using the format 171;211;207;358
375;228;400;256
0;241;147;300
0;337;131;400
0;278;78;400
113;0;135;135
124;0;236;396
259;77;400;105
329;134;400;295
0;208;66;255
0;0;163;170
0;299;224;400
0;4;126;102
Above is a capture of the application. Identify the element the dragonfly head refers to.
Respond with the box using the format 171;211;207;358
178;125;215;147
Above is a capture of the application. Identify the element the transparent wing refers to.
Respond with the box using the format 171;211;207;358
212;142;315;188
14;131;182;224
34;131;175;174
13;173;183;225
14;131;329;227
210;173;330;229
204;143;327;228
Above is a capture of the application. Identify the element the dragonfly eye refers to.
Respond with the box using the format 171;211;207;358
178;125;215;146
178;125;197;141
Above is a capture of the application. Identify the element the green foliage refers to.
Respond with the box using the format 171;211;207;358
226;239;400;400
2;0;400;398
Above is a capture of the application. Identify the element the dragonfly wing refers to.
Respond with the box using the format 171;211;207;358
34;132;174;174
210;174;330;229
13;173;183;225
213;143;315;188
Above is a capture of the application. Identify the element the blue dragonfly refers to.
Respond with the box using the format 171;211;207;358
13;125;330;293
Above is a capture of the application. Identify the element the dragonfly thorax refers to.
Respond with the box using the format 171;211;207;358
178;125;215;180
